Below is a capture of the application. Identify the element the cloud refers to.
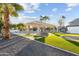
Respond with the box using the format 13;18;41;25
19;3;41;13
66;3;79;7
65;7;72;12
45;3;49;6
49;15;53;17
65;3;79;12
52;8;58;12
10;14;37;24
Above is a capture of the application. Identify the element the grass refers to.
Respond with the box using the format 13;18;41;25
18;34;45;42
18;33;79;54
54;32;79;46
45;33;79;54
66;40;79;46
54;32;79;36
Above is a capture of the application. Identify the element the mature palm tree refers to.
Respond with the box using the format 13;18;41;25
39;16;50;35
58;16;66;32
43;16;50;23
40;16;49;23
0;16;3;33
0;3;23;40
40;16;43;23
58;16;65;27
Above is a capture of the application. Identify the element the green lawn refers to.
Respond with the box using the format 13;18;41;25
45;33;79;54
18;33;79;54
54;32;79;36
18;34;45;42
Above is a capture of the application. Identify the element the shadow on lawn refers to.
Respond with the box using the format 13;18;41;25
34;36;45;43
65;39;79;46
53;33;79;47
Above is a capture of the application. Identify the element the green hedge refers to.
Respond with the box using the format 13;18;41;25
34;36;45;43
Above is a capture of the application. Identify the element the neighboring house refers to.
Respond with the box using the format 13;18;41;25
10;21;57;35
67;18;79;33
24;21;56;34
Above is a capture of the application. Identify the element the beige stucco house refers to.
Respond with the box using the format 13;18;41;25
23;21;56;34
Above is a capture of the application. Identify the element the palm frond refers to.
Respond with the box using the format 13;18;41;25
12;3;24;11
11;11;18;17
7;4;15;15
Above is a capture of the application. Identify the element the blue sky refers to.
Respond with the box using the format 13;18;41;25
10;3;79;26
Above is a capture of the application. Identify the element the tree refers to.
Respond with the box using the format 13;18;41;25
58;16;65;27
58;16;66;32
0;3;23;40
9;24;17;30
17;23;25;31
43;16;50;23
39;16;50;35
40;16;43;23
0;16;3;33
40;16;49;23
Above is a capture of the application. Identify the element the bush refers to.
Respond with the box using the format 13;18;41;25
34;36;45;43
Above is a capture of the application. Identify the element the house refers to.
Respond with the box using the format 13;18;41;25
24;21;56;35
67;18;79;33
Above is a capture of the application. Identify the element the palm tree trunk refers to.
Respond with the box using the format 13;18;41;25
2;6;11;40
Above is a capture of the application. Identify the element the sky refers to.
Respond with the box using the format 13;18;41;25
10;3;79;26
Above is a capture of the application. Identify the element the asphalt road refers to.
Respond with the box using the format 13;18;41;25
0;36;77;56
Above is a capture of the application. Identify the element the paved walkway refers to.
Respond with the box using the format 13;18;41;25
0;35;77;56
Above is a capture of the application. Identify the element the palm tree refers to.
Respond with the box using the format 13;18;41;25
58;16;65;27
43;16;50;23
39;16;50;35
0;3;23;40
40;16;43;23
0;16;3;33
58;16;66;32
40;16;49;23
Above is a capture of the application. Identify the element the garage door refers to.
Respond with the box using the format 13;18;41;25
68;26;79;33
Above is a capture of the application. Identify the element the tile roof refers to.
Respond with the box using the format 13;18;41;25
69;18;79;26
